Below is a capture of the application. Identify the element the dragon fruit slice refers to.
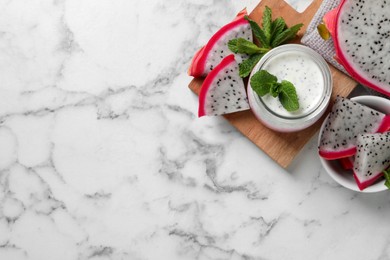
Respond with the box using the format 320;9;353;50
339;156;354;170
189;8;252;78
323;0;390;96
353;132;390;190
319;96;390;160
198;54;249;117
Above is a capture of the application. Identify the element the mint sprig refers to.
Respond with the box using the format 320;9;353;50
384;169;390;189
250;70;299;112
228;7;303;78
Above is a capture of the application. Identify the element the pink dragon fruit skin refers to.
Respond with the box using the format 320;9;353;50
189;8;252;78
353;132;390;191
318;96;390;160
198;54;249;117
323;0;390;97
339;156;354;170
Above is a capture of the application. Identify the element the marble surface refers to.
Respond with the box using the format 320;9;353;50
0;0;390;259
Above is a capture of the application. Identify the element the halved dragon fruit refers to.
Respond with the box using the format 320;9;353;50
322;0;390;96
353;132;390;190
198;54;249;117
189;8;252;78
319;96;390;160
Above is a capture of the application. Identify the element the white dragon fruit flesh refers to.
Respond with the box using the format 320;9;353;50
319;96;390;160
353;132;390;190
323;0;390;96
198;54;249;117
189;8;252;78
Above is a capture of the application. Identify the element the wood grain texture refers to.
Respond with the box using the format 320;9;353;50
188;0;357;168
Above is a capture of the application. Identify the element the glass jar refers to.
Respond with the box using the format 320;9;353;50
247;44;332;132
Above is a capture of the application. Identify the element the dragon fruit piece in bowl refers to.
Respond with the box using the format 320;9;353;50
319;96;390;193
318;96;390;160
353;132;390;191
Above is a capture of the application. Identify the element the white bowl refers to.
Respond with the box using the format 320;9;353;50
318;95;390;193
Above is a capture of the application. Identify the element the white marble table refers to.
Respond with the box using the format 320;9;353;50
0;0;389;259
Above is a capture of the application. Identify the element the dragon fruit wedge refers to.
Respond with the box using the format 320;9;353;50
319;96;390;160
353;132;390;190
322;0;390;96
198;54;249;117
189;8;252;78
339;156;354;170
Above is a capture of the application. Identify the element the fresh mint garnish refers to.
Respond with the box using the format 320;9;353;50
271;23;304;48
250;70;299;112
228;7;303;78
271;17;286;42
250;70;277;96
227;39;239;53
270;83;281;98
238;53;263;78
262;6;272;45
229;38;269;55
278;80;299;111
384;169;390;189
245;16;270;49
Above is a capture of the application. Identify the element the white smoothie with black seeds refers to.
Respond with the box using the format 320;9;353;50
260;51;325;118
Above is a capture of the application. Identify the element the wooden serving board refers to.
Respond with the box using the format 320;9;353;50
189;0;357;168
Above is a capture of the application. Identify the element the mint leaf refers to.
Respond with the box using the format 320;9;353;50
278;80;299;111
228;38;269;55
228;39;239;53
271;17;286;42
238;53;263;78
245;16;269;48
271;23;303;47
236;38;269;55
250;70;278;96
262;6;272;45
384;169;390;189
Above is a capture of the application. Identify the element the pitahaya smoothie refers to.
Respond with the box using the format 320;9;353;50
261;51;325;118
248;44;332;132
